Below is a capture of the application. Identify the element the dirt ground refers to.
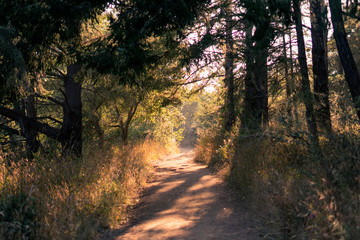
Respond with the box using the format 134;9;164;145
102;149;259;240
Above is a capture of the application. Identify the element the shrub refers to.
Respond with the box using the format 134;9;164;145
0;192;38;240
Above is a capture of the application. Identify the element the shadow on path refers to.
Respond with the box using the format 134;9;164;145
102;149;259;240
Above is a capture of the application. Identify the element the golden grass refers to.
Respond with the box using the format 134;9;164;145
195;129;360;239
0;139;170;239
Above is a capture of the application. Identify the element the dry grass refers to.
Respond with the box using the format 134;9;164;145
195;130;360;239
0;139;170;239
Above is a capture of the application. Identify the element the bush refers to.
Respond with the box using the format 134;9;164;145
0;192;38;240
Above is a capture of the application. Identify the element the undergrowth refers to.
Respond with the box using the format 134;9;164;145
195;130;360;239
0;139;169;239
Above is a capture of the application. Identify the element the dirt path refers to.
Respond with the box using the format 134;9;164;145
104;149;259;240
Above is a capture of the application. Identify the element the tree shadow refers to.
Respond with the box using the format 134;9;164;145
102;151;259;240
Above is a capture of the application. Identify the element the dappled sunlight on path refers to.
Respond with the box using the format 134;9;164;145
104;149;258;240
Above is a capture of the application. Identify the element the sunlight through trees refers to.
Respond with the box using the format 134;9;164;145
1;0;360;239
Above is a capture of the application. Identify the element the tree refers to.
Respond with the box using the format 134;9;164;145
293;0;321;154
223;1;236;132
0;0;210;157
329;0;360;121
240;2;272;132
0;0;109;157
310;0;332;133
282;27;292;115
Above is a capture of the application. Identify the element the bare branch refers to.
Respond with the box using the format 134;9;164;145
54;68;67;78
0;106;60;140
34;93;64;106
342;11;360;20
0;124;21;135
36;116;63;125
46;72;65;80
109;125;121;128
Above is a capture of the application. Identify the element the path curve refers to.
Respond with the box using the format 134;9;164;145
104;149;259;240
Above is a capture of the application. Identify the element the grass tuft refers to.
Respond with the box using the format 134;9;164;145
195;130;360;239
0;139;169;239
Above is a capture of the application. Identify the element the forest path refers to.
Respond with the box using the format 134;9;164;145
104;148;259;240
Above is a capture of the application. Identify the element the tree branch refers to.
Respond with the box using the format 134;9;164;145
34;93;64;106
0;124;21;136
342;11;360;21
36;116;63;125
0;105;60;140
46;72;65;80
54;68;67;78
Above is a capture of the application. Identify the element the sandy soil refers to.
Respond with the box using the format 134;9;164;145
103;149;259;240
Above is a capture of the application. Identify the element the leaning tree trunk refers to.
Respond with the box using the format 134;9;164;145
60;64;82;157
310;0;332;133
223;3;236;132
293;0;321;155
329;0;360;121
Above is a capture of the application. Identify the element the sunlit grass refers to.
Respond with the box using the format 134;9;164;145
0;139;170;239
195;121;360;239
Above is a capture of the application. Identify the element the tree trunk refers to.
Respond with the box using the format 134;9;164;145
14;83;40;158
293;0;321;155
242;23;256;132
310;0;332;133
256;47;269;127
94;116;104;148
329;0;360;120
60;64;82;157
282;28;291;114
0;64;83;158
0;105;60;140
223;3;236;132
24;88;40;155
119;101;139;146
241;20;269;133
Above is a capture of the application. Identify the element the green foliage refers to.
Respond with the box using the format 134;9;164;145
194;91;223;135
0;27;26;102
0;0;108;76
0;192;38;240
179;102;199;147
1;0;360;239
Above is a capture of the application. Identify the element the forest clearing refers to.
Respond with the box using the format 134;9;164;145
1;0;360;239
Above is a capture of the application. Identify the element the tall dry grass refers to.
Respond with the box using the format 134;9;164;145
0;139;169;239
195;130;360;239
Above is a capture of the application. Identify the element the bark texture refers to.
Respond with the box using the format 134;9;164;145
310;0;332;133
23;89;40;155
223;3;236;132
241;21;269;133
60;64;82;157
